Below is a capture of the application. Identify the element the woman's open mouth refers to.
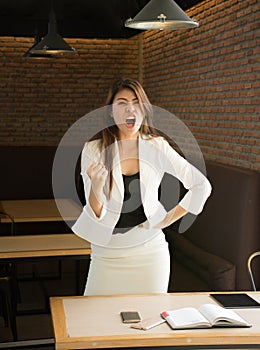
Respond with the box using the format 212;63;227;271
125;116;136;129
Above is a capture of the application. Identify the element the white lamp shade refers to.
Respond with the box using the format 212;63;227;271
125;0;199;30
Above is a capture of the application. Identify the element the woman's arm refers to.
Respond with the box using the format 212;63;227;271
87;162;108;218
149;138;211;229
155;204;188;229
88;186;103;218
161;140;212;216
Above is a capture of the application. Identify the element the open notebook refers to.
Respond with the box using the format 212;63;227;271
161;303;251;330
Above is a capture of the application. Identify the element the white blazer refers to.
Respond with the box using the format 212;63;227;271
72;136;211;246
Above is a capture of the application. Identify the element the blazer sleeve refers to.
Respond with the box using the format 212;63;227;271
161;140;212;215
80;142;107;220
72;142;113;246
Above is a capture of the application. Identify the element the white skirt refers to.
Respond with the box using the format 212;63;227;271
84;229;170;296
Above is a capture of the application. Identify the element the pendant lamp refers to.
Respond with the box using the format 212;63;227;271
125;0;198;30
23;30;54;58
30;7;76;54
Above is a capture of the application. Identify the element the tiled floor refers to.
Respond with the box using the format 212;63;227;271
0;260;89;349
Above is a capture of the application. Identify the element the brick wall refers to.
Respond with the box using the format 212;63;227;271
142;0;259;170
0;36;140;145
0;0;259;170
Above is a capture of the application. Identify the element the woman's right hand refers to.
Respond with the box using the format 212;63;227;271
87;162;108;195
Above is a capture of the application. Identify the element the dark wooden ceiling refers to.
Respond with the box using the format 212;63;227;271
0;0;202;39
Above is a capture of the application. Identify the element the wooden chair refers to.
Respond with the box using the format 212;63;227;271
247;251;260;291
0;275;18;340
0;210;18;340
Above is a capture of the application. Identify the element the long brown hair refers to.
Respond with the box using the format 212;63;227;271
92;78;159;195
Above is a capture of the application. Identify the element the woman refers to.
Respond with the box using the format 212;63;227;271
72;78;211;295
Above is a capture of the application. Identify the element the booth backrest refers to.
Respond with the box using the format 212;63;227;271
0;146;57;200
183;162;260;290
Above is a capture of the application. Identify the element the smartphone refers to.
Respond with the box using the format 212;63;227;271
120;311;141;323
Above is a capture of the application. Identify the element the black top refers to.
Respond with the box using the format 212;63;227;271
113;172;147;234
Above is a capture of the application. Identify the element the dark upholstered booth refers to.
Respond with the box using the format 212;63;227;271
0;146;259;291
165;229;236;292
163;162;260;292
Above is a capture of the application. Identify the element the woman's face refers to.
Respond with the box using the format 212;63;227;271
112;88;144;140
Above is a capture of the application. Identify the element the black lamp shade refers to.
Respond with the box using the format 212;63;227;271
30;32;75;54
23;32;54;58
30;9;76;54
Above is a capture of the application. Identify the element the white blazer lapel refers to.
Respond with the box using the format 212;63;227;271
111;140;124;198
139;136;154;202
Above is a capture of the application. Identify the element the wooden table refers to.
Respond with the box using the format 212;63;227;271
0;234;91;349
0;233;91;292
0;233;91;260
50;292;260;349
0;198;81;223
